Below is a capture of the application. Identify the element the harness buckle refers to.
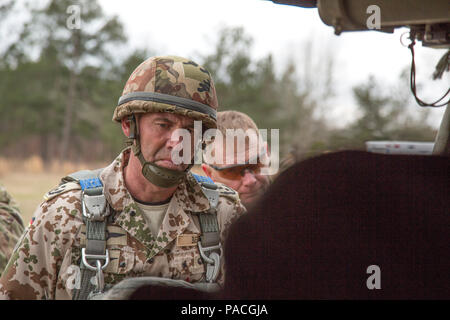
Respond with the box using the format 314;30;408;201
198;242;222;282
81;192;107;221
81;248;109;292
81;248;110;271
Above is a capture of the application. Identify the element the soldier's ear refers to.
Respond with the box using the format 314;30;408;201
122;115;138;139
121;118;131;137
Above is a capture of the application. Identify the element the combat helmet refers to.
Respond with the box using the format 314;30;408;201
113;56;218;188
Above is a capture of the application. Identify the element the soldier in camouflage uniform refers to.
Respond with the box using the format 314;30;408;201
0;56;246;300
0;184;24;275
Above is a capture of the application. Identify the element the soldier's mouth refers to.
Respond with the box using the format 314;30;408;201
156;159;185;171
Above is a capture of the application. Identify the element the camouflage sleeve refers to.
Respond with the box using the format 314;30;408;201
0;206;25;275
0;190;83;300
0;184;25;276
215;184;247;286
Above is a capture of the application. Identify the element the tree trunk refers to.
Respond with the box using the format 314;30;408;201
59;30;80;163
59;70;77;162
40;133;50;165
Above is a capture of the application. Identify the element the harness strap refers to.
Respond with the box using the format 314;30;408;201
73;219;108;300
193;174;219;209
62;168;104;185
191;174;222;283
67;169;110;300
197;213;220;247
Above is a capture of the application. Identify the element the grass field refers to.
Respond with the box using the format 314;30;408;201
2;172;64;224
0;157;205;224
0;156;108;224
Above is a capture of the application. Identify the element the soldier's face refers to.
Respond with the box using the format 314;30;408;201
204;142;270;208
136;113;195;171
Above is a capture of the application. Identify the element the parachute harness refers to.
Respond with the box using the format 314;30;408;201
66;169;221;300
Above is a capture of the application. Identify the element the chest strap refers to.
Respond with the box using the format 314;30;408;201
192;173;222;284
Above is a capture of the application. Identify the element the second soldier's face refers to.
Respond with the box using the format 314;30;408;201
209;143;270;208
213;169;268;208
137;113;195;171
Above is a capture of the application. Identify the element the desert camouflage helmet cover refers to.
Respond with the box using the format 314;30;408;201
113;56;218;129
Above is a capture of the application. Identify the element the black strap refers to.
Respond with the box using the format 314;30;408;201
118;91;217;120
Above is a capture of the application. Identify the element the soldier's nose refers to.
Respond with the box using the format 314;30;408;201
242;170;257;187
166;132;183;150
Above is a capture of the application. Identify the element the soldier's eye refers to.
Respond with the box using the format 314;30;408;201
157;123;169;129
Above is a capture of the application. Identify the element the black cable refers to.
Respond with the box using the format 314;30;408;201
408;35;450;108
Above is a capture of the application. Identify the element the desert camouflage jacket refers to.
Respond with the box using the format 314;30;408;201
0;149;245;300
0;185;25;275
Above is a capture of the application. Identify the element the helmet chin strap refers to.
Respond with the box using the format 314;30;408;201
127;115;193;188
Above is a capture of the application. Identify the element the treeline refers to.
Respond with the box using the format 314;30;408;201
0;0;437;164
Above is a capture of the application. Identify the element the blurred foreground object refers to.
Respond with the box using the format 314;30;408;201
97;277;208;300
222;150;449;299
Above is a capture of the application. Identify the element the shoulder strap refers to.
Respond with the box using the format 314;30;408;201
68;168;110;300
64;168;106;220
192;173;219;209
191;173;222;284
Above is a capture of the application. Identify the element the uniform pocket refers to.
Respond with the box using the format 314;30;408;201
105;246;135;274
170;245;205;279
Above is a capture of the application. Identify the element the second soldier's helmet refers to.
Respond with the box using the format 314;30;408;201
113;56;218;188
